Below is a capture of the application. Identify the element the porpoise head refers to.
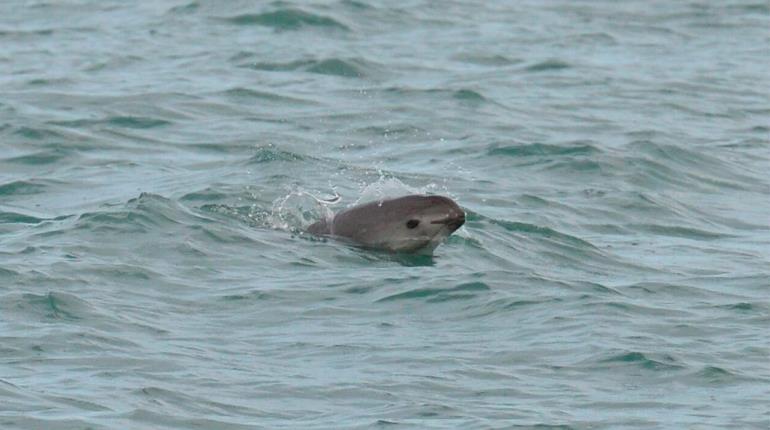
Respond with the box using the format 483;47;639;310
327;195;465;253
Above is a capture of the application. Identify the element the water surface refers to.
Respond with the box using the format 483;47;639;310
2;1;769;428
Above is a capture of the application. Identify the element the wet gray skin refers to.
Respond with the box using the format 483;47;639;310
307;195;465;253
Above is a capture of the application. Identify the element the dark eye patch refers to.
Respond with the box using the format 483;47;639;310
406;219;420;229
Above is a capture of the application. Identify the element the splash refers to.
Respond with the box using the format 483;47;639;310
355;176;433;206
266;176;456;232
267;188;338;231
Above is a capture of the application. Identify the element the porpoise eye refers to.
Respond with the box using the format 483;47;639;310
406;219;420;229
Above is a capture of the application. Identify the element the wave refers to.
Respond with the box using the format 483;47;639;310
377;281;490;303
381;86;492;103
243;146;307;164
0;266;20;279
595;351;685;371
2;148;73;165
73;193;207;234
525;59;571;72
0;211;46;224
222;8;349;31
488;142;600;158
240;58;379;79
50;116;171;129
0;291;99;322
221;87;318;105
0;179;57;196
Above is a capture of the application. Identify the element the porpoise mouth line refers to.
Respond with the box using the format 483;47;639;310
430;215;465;225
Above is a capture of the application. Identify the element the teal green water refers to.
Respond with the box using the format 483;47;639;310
2;1;770;429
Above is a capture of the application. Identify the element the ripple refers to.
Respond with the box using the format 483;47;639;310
11;125;66;140
380;86;495;104
355;124;427;138
242;58;376;78
732;3;770;13
3;148;72;165
0;291;97;322
239;59;314;72
624;282;718;299
180;188;229;202
222;87;316;105
582;140;762;193
670;364;764;389
452;89;486;102
713;302;765;312
377;282;490;303
306;58;368;78
0;179;50;196
75;211;154;234
50;116;171;129
0;266;20;279
103;116;171;129
0;417;100;430
629;141;739;173
597;351;685;371
222;8;349;31
244;146;306;164
524;59;571;72
629;223;732;240
0;28;54;37
487;142;599;158
73;193;205;235
452;53;522;66
167;1;199;14
488;218;599;251
690;366;741;384
0;211;45;224
219;290;274;302
470;296;564;318
568;32;618;46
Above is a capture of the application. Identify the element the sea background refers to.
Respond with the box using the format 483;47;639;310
1;1;769;429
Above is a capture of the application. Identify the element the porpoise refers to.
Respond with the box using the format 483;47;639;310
307;194;465;253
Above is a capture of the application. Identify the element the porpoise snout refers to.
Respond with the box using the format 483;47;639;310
448;211;465;230
431;207;465;232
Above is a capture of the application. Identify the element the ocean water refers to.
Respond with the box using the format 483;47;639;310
1;0;769;428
